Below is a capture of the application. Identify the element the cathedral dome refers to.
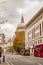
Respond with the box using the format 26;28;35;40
17;22;25;29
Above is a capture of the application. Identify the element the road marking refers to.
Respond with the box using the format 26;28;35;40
38;63;42;65
6;59;14;65
6;61;10;65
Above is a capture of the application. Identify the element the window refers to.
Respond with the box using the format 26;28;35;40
34;29;35;38
36;47;40;53
29;31;32;40
40;39;42;43
40;24;41;36
35;25;40;37
35;25;40;31
35;33;39;38
38;40;40;44
32;30;33;39
32;29;35;39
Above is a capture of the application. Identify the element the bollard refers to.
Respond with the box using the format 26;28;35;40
3;55;5;62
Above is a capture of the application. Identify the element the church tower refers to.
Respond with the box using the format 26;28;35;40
14;15;25;49
21;15;24;23
16;15;25;31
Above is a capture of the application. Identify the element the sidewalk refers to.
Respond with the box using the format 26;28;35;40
0;58;10;65
0;62;8;65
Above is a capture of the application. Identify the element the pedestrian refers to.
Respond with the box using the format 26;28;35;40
3;54;5;62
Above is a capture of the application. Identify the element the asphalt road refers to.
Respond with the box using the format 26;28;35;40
6;54;43;65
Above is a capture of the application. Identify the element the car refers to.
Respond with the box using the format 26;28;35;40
24;49;30;56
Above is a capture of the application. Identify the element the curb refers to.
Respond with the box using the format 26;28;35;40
14;54;43;60
26;56;43;60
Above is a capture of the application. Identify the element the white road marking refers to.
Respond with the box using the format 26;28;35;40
38;63;42;65
6;58;14;65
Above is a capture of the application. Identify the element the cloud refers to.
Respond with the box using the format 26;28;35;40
0;22;14;41
0;0;43;40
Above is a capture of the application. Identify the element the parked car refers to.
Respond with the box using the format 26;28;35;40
24;49;30;56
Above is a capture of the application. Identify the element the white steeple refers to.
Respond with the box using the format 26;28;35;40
21;14;24;23
16;15;25;32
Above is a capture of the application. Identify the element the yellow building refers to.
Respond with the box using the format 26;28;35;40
13;15;25;49
25;7;43;55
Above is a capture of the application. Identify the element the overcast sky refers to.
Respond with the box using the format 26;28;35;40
0;0;43;41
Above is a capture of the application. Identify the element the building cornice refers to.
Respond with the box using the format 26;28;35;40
26;7;43;28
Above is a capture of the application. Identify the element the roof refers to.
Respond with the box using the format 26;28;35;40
26;7;43;28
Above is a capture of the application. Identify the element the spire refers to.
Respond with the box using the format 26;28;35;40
21;14;24;23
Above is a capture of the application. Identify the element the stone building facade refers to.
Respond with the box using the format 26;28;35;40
25;7;43;55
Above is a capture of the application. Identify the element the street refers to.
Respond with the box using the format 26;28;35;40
6;54;43;65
